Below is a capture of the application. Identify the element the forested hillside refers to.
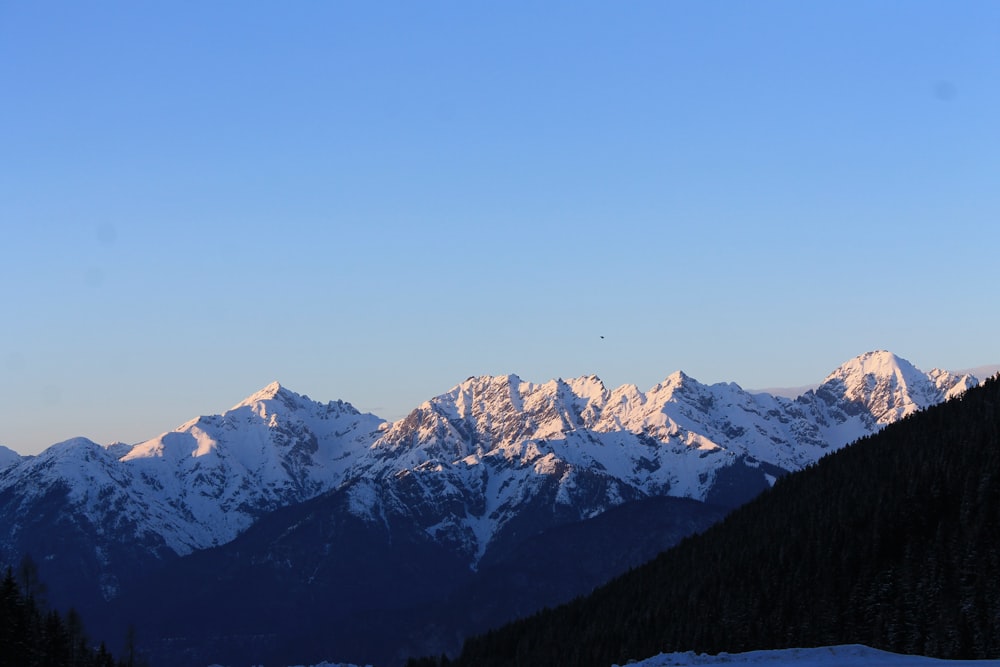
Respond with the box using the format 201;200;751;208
0;558;126;666
451;375;1000;666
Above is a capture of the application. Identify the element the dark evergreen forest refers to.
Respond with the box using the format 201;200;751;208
0;557;131;667
445;375;1000;667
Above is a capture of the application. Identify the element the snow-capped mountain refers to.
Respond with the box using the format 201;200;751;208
816;350;975;424
0;351;982;607
335;350;980;562
118;382;385;554
0;384;384;547
0;384;386;605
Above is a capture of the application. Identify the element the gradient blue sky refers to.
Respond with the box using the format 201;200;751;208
2;2;998;454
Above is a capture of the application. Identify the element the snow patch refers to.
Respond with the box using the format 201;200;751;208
618;644;1000;667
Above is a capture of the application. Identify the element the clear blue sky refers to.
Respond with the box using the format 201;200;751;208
2;2;998;454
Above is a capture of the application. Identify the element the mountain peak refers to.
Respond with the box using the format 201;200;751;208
818;350;960;424
256;380;285;398
857;349;907;366
659;369;693;388
825;350;920;382
458;373;523;390
564;374;607;401
231;381;293;409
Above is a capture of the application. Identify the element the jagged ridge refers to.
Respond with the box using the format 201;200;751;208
0;351;983;595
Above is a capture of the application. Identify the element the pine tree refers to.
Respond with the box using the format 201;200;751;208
0;559;125;667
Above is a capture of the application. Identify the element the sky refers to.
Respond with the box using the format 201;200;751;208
1;2;998;455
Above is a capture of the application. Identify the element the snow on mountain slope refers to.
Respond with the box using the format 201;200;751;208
0;384;385;568
119;382;386;553
0;445;22;471
619;644;1000;667
817;351;966;423
0;436;180;602
0;352;981;578
341;351;979;562
0;437;149;540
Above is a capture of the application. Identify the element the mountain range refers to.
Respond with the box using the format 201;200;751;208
0;350;987;665
450;370;1000;666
